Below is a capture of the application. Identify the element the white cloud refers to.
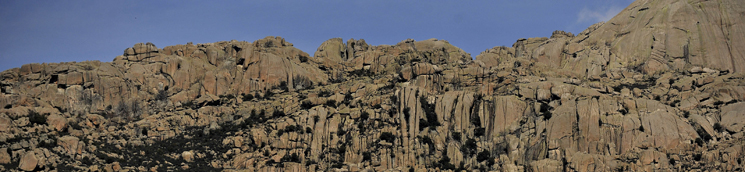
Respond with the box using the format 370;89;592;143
577;5;623;23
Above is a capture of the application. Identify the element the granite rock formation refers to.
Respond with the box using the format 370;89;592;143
1;0;744;171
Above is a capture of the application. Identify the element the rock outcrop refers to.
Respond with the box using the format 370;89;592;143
477;0;745;77
0;0;744;171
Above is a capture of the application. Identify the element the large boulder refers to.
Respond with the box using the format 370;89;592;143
0;115;11;132
58;136;82;157
0;148;10;164
578;0;745;73
721;102;745;133
18;151;37;171
46;114;67;131
124;42;161;62
475;0;745;77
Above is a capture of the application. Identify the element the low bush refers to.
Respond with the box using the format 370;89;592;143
463;138;478;156
713;122;723;132
241;93;254;101
452;132;462;141
419;96;440;129
359;111;369;121
301;100;314;109
476;150;491;162
293;75;313;90
279;81;289;92
695;127;712;142
113;100;142;122
319;90;333;97
474;127;485;137
403;107;411;123
325;100;337;108
434;151;456;170
155;89;168;102
79;90;98;106
380;132;396;143
28;110;47;125
272;110;286;118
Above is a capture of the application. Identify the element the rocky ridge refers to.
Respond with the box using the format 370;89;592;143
1;0;745;171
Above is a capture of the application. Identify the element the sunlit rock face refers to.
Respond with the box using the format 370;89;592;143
1;0;745;171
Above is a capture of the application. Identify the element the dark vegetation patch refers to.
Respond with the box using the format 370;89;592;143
301;100;314;109
612;77;657;92
90;122;251;171
245;109;267;126
416;135;435;154
377;83;395;91
112;100;143;123
341;92;354;106
279;124;302;136
278;81;289;92
474;127;485;137
359;111;369;121
28;110;47;125
713;122;723;133
154;89;168;102
432;149;456;170
350;69;374;77
693;153;702;161
380;132;396;143
362;152;372;162
329;74;346;84
218;94;236;105
418;96;440;130
325;99;337;108
403;107;411;124
293;75;313;90
280;153;301;163
181;100;198;109
494;141;509;156
477;150;491;162
462;138;478;157
241;93;254;101
539;103;552;120
695;126;712;143
262;90;274;100
318;90;333;97
272;110;286;118
79;90;99;106
452;132;461;142
669;155;676;165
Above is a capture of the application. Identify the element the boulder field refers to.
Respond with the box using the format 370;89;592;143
1;0;745;171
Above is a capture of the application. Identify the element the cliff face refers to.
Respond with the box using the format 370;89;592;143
494;0;745;76
1;0;745;171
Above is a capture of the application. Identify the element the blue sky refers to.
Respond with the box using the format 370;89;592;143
0;0;633;71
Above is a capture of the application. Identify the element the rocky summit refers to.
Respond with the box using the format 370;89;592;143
1;0;744;171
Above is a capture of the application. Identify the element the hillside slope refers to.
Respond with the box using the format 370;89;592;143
1;0;744;171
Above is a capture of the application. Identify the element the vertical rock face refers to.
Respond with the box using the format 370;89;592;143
477;0;745;77
0;0;744;171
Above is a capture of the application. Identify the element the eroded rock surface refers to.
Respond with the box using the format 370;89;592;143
0;0;744;171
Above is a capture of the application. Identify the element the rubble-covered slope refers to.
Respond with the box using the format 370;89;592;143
1;0;745;171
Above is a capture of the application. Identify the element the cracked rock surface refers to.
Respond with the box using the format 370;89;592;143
1;0;745;171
